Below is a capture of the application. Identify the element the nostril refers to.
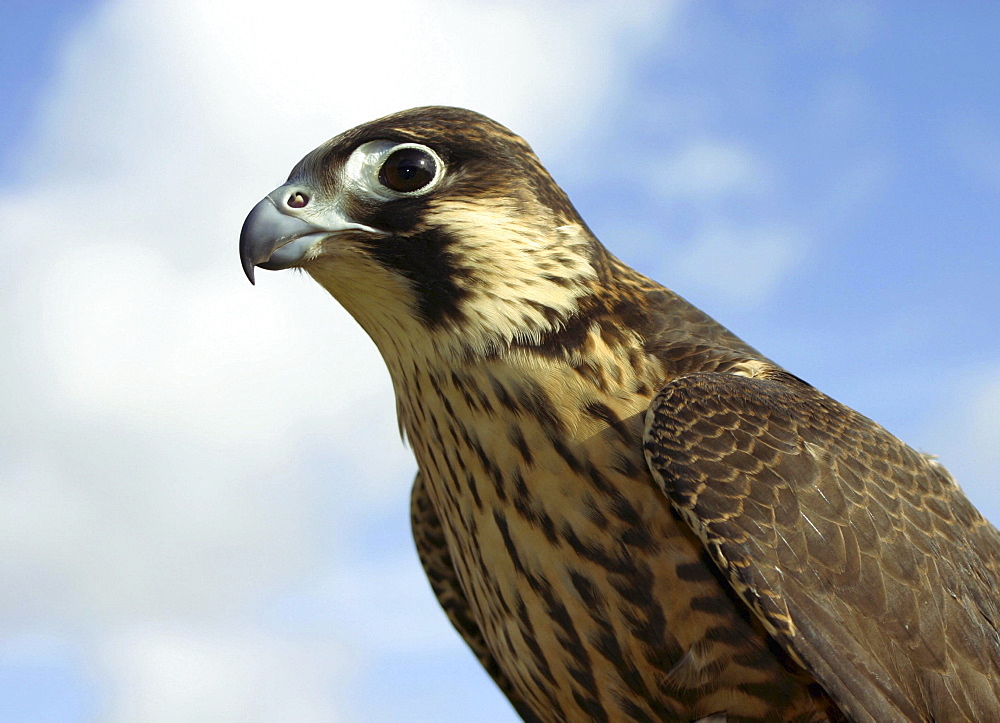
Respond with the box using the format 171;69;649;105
287;191;309;209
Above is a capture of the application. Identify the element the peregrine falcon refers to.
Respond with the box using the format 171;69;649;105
240;107;1000;721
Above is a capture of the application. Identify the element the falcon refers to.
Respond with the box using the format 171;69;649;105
239;106;1000;721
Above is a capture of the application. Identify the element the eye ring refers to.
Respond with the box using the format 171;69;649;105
342;141;446;201
377;144;441;194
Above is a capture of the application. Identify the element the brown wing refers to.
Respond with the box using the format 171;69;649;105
644;370;1000;722
410;472;541;722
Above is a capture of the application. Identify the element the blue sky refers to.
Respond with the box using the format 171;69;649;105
1;2;998;721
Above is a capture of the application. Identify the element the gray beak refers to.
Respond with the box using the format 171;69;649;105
239;187;386;284
239;195;329;284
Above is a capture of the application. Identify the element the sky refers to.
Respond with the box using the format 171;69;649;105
0;1;998;721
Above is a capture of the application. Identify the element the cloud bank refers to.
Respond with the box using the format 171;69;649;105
1;0;678;720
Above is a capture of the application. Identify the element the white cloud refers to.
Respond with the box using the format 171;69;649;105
669;222;808;305
964;380;1000;470
642;140;806;308
925;370;1000;526
649;138;772;201
1;0;677;719
99;625;348;722
30;0;677;191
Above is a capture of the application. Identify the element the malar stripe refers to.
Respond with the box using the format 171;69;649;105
364;226;471;327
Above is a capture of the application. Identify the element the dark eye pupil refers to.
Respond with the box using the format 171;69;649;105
379;147;437;193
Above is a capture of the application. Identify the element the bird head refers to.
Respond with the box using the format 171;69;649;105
240;107;602;361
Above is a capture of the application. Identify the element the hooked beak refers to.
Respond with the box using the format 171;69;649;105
239;186;384;284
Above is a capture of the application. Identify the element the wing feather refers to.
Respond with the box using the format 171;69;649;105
644;370;1000;721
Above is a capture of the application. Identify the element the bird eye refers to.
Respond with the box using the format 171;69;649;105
378;147;438;193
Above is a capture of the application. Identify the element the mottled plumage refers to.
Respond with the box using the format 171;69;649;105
240;106;1000;721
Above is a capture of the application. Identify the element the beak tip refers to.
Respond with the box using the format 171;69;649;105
241;255;257;285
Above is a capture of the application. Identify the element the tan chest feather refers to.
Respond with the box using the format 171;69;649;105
399;353;828;721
